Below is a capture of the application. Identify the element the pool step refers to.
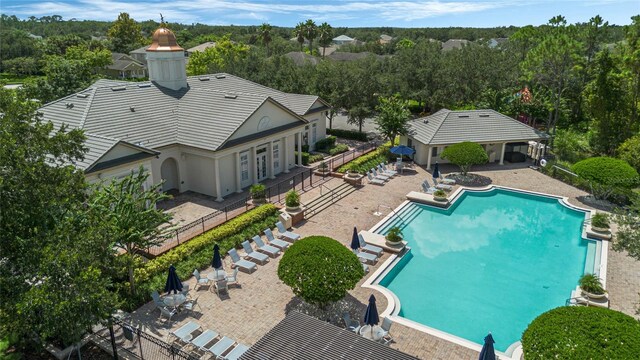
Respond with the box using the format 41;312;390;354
304;182;358;218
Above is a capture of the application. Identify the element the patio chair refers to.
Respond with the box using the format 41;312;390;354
275;222;301;242
380;317;394;345
343;312;360;332
151;290;165;310
378;163;398;176
122;324;139;344
192;269;211;290
223;344;250;360
241;241;269;264
225;268;239;286
366;172;385;185
214;279;228;296
252;235;280;258
208;336;235;358
190;329;219;352
355;249;378;264
371;168;392;180
362;261;370;274
358;233;384;256
421;181;436;194
159;306;178;323
228;249;257;273
181;283;190;298
263;228;290;250
182;296;202;315
170;321;200;343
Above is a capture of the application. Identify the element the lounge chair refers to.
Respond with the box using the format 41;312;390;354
208;336;235;358
170;321;200;343
223;344;249;360
355;249;378;264
366;172;385;185
263;228;290;250
192;269;211;290
343;312;360;332
378;163;398;176
439;177;456;185
358;233;384;256
252;235;280;257
241;241;269;264
227;248;257;273
225;268;239;286
380;317;394;344
191;329;218;351
426;178;452;191
421;181;436;194
275;222;301;242
371;168;392;180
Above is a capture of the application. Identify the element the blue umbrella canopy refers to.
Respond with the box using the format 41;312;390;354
478;333;496;360
212;244;223;270
350;227;360;251
389;145;415;156
432;162;440;180
164;265;183;294
363;294;380;326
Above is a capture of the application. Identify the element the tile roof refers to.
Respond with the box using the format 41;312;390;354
441;39;470;51
409;109;549;145
240;312;419;360
77;133;157;172
284;52;321;66
333;35;355;42
186;41;217;53
39;73;324;153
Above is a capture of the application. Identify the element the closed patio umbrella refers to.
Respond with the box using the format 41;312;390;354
212;244;223;270
478;333;496;360
350;227;360;252
432;162;440;181
389;145;415;156
363;294;380;337
164;265;183;294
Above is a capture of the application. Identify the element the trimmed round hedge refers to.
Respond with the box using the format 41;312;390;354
571;157;638;187
522;306;640;359
277;236;364;306
440;141;488;175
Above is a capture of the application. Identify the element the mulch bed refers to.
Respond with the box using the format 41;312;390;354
446;173;493;187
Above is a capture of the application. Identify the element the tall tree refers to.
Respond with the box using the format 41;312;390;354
374;95;411;143
621;15;640;128
107;12;144;53
303;19;318;52
186;36;250;75
293;22;305;51
317;22;333;58
258;23;273;57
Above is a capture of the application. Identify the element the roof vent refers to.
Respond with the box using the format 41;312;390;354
215;74;226;79
65;102;74;109
224;94;237;99
199;76;210;81
129;106;135;112
111;86;126;91
137;83;151;88
77;93;89;99
458;115;470;118
423;119;429;124
479;114;490;118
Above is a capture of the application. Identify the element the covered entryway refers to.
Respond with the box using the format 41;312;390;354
160;157;179;192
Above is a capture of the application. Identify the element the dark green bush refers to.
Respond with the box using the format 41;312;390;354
618;134;640;172
301;144;310;153
337;142;391;173
277;236;364;306
308;153;324;163
522;306;640;359
328;144;349;156
572;157;639;188
315;135;337;150
327;128;368;142
440;141;488;175
294;151;310;165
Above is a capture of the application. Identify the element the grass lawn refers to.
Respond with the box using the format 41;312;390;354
0;73;42;84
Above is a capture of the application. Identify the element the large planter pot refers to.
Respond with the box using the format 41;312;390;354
580;288;607;299
385;240;404;248
346;171;361;179
286;205;301;213
433;195;448;202
252;198;266;205
591;226;610;234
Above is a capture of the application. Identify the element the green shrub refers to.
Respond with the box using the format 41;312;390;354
553;128;592;163
617;134;640;172
578;273;605;295
440;142;488;175
308;153;325;163
250;184;266;200
522;306;640;359
301;144;310;153
337;142;391;173
285;190;300;208
294;151;310;165
315;135;337;150
572;157;639;187
433;189;447;197
277;236;364;306
591;213;610;228
328;144;349;156
385;226;403;243
327;128;368;142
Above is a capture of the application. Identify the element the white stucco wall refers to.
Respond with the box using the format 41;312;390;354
218;153;236;196
229;101;304;141
185;153;214;196
85;159;153;188
151;146;187;191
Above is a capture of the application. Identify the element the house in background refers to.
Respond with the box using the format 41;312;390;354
186;41;217;56
379;34;393;44
441;39;470;51
103;53;147;79
488;38;508;49
401;109;548;168
40;26;329;202
284;52;321;66
129;45;150;64
332;35;356;45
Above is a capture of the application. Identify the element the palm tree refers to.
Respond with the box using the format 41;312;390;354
304;19;318;53
294;22;305;51
258;23;273;57
317;22;333;58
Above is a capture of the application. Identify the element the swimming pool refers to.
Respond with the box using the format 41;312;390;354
374;187;600;353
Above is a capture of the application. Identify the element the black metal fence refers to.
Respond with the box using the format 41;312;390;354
93;318;199;360
146;141;378;256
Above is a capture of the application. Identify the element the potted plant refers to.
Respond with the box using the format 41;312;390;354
579;273;607;299
385;226;404;247
433;189;447;202
318;161;330;174
346;169;361;178
250;184;266;204
285;189;301;212
590;213;610;233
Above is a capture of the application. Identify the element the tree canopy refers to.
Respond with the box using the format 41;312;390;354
440;142;489;175
107;12;144;53
374;95;411;143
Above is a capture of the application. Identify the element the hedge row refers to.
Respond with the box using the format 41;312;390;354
328;144;349;156
315;135;337;150
337;142;391;173
327;128;368;142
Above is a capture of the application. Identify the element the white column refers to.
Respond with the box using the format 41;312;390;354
499;142;507;165
296;132;302;166
251;146;258;184
268;141;275;179
213;157;223;202
235;152;242;193
282;135;290;173
426;146;432;169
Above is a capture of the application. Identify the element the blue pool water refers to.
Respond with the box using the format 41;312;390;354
377;188;596;352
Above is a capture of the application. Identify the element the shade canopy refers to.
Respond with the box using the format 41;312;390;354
212;244;223;270
164;265;183;294
390;145;415;156
350;227;360;251
478;333;496;360
432;162;440;179
363;294;380;326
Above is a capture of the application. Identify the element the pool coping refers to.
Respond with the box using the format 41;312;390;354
362;185;609;360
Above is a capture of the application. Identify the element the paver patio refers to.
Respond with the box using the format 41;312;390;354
129;161;640;359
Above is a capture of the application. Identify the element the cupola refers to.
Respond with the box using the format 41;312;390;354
146;24;187;90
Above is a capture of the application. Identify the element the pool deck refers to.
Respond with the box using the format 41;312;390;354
129;162;640;360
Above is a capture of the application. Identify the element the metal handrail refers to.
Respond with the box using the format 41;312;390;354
375;204;407;225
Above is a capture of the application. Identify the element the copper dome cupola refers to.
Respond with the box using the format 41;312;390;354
147;27;184;52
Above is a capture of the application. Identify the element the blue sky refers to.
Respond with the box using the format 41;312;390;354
2;0;638;27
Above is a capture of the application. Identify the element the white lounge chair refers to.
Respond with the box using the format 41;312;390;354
223;344;249;360
241;241;269;264
355;249;378;264
208;336;235;358
264;228;290;249
275;222;301;242
170;321;200;343
421;182;436;194
252;235;280;257
358;233;383;256
378;163;398;176
433;179;454;191
439;177;456;185
371;168;392;180
228;248;257;273
366;172;385;185
190;329;218;351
